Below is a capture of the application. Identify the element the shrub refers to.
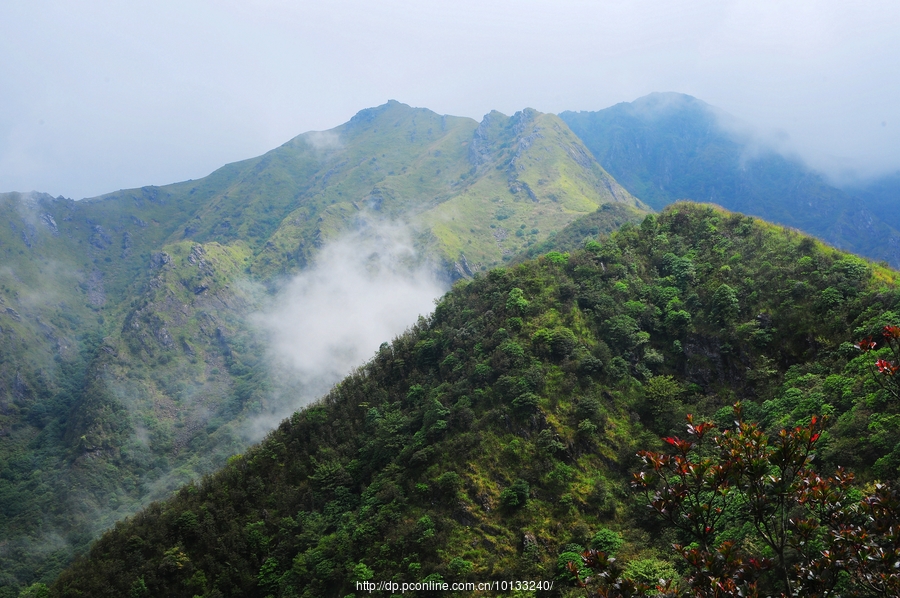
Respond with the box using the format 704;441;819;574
500;479;530;508
623;558;678;586
448;557;474;576
590;528;624;555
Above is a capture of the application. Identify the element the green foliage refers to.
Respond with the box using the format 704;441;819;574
623;558;678;587
545;251;569;266
519;202;646;261
511;392;540;413
0;101;650;595
557;551;585;582
506;288;529;314
435;472;461;494
711;283;739;323
18;584;49;598
500;479;531;509
589;528;624;555
641;375;683;433
447;557;473;577
630;407;900;596
128;578;148;598
41;202;900;597
8;97;900;596
349;562;374;584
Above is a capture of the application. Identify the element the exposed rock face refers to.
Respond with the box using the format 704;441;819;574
87;270;105;306
41;213;59;235
187;244;211;273
89;225;112;250
150;252;171;268
458;253;474;277
468;111;504;168
121;231;132;258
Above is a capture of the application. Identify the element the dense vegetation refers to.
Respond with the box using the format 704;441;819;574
3;93;897;596
0;101;643;596
46;203;900;597
517;203;645;261
588;407;900;596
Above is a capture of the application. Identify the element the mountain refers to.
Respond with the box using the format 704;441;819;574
842;170;900;231
0;102;645;595
559;92;900;267
48;203;900;597
10;92;900;595
516;202;646;262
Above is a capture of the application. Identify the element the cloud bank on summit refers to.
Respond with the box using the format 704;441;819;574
1;1;897;198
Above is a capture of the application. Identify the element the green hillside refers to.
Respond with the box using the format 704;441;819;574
0;102;645;596
48;204;900;597
516;202;646;261
560;92;900;267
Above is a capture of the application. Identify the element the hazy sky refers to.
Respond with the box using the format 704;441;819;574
2;0;898;199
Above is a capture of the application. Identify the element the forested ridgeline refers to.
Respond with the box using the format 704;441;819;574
48;203;900;597
0;100;646;596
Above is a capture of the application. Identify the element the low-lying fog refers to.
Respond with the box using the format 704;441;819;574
250;221;447;435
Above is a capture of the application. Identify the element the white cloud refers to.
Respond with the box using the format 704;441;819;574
302;130;343;152
247;220;446;435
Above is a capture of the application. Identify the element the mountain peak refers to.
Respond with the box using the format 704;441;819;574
346;100;444;128
617;92;714;120
348;100;413;124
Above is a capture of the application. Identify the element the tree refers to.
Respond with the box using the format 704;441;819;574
711;283;739;323
570;405;900;597
641;375;682;433
19;584;50;598
857;325;900;399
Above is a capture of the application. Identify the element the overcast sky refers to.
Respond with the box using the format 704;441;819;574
2;0;899;199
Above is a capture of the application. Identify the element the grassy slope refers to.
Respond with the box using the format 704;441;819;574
50;203;900;597
422;110;643;273
0;102;645;595
516;202;648;261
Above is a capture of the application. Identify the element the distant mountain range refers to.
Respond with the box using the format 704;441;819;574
561;92;900;266
843;169;900;232
2;93;899;595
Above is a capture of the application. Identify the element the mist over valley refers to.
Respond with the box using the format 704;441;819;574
1;93;900;597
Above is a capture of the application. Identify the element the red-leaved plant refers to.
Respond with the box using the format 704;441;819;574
570;405;900;597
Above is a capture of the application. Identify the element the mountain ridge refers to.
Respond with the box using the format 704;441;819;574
5;93;900;595
559;92;900;267
47;202;900;598
0;101;645;595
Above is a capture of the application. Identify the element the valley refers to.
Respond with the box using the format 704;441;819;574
2;94;899;596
